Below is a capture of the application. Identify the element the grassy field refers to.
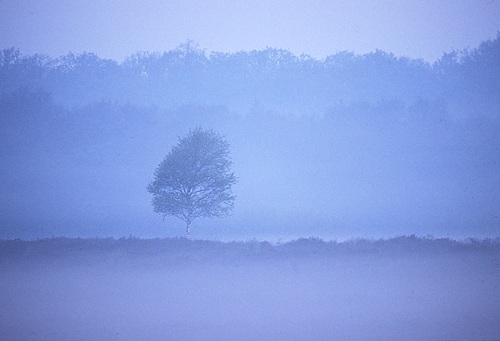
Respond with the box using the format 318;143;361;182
1;237;499;340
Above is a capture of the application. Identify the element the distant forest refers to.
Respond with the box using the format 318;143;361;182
1;37;499;239
2;36;499;114
2;36;499;141
1;36;499;162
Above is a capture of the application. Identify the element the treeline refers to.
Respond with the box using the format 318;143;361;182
1;38;499;164
1;36;499;116
1;36;499;155
1;236;499;262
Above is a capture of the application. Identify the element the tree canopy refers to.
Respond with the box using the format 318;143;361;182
2;35;499;115
147;128;237;238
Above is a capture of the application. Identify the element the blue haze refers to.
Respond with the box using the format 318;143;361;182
0;39;499;240
1;3;500;340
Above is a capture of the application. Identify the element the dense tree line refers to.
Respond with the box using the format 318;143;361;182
1;36;498;158
1;36;499;116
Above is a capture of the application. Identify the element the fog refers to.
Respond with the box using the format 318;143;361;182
1;39;499;240
1;38;499;339
1;238;499;340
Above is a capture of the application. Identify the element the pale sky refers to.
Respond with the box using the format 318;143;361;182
0;0;499;62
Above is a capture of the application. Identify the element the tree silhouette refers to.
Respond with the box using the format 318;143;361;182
147;128;237;238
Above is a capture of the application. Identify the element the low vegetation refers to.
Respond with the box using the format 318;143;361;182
2;236;498;263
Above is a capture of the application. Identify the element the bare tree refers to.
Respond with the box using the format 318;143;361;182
147;128;237;238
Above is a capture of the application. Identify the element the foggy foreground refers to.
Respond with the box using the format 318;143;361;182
1;237;499;340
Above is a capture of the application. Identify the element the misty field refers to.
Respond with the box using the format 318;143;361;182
1;237;499;340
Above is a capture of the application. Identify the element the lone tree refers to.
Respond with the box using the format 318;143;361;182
147;128;237;238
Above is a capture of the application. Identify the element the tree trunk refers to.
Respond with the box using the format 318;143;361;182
186;222;190;239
